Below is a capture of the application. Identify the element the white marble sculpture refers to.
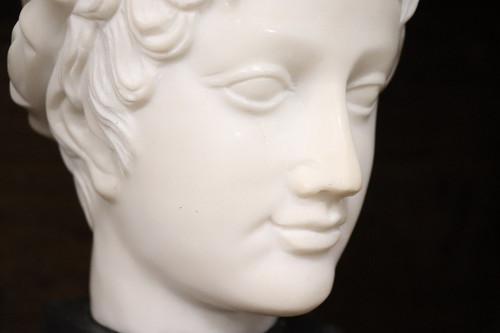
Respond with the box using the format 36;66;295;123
9;0;418;332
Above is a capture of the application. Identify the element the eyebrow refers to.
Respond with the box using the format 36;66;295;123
193;30;322;80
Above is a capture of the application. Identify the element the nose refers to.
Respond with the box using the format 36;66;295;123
289;86;363;198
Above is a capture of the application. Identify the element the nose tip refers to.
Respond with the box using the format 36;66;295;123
289;81;365;199
290;160;362;198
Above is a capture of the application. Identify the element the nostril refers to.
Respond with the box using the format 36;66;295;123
289;164;318;196
330;164;363;197
340;174;363;197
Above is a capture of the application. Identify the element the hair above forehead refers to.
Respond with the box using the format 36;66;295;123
9;0;208;137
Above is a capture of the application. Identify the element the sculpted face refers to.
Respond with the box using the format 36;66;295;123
102;0;402;316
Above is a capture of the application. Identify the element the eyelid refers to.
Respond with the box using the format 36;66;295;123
346;72;387;90
201;64;294;113
347;100;378;117
201;64;295;90
346;72;386;117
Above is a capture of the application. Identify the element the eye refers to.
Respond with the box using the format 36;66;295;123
202;64;293;113
346;84;381;117
346;73;386;117
224;76;290;112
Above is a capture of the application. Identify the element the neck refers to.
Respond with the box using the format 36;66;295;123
89;222;276;333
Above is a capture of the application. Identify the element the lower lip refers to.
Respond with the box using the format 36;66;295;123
274;226;341;254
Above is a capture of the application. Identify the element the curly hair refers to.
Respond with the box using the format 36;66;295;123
54;0;210;171
9;0;211;224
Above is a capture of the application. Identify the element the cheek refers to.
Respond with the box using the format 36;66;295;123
110;99;286;271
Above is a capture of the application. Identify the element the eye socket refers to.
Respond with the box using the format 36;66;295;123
346;84;381;117
202;64;293;113
346;73;386;117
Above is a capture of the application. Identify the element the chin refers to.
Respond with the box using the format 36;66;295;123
243;289;331;317
264;297;329;317
223;270;335;317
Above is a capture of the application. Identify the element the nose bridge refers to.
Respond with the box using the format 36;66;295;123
291;83;362;197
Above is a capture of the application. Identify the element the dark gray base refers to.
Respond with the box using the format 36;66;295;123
43;299;342;333
43;300;116;333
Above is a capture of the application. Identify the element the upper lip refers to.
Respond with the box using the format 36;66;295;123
271;208;346;232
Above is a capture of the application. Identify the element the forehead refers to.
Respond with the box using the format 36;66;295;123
217;0;400;37
190;0;402;75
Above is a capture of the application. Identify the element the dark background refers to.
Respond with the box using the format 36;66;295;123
1;1;498;332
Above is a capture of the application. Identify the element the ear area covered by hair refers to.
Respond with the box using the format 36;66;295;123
47;87;123;204
84;141;122;203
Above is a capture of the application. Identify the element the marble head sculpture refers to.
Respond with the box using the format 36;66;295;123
9;0;418;332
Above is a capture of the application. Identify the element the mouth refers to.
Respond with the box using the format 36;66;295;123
272;224;342;254
271;210;346;254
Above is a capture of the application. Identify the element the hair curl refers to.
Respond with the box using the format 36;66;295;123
9;0;210;224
